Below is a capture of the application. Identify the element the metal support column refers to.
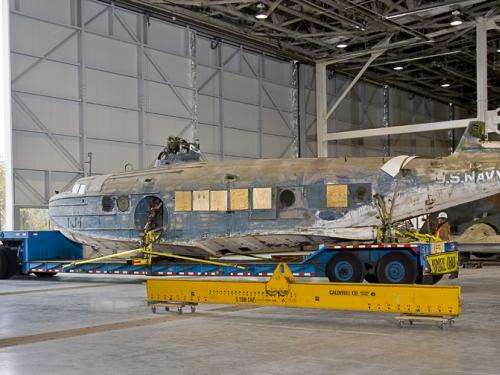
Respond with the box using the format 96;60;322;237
476;17;488;122
448;103;456;153
316;39;388;157
298;64;307;157
383;85;390;156
218;43;224;159
1;0;13;229
411;96;417;155
315;63;328;157
137;14;146;169
188;27;198;143
108;1;115;36
77;0;88;176
44;170;51;206
356;82;364;157
258;53;263;158
290;60;299;158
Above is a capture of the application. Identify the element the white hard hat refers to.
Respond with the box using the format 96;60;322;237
438;212;448;219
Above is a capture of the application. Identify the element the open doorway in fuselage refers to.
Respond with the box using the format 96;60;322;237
134;196;164;238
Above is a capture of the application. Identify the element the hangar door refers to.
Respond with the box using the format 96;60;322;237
8;0;298;229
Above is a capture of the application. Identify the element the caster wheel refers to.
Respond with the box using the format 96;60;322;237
152;306;157;313
177;307;183;315
190;306;196;313
165;307;170;311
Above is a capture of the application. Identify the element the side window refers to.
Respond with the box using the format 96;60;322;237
325;183;372;208
230;189;249;210
326;184;348;208
102;196;115;212
349;183;372;205
210;190;228;211
278;189;295;209
117;196;130;212
193;190;210;211
253;188;272;210
175;191;192;212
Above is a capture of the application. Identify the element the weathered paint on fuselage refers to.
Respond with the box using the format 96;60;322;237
48;150;500;258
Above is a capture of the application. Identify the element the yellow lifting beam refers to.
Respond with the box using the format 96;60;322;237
147;263;461;317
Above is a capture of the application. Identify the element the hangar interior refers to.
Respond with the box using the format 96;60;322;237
4;0;499;230
2;1;500;374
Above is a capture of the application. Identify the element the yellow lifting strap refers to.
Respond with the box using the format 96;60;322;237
147;263;461;317
141;250;247;270
62;230;247;270
62;249;139;269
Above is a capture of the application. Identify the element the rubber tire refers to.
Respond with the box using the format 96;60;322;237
0;249;8;279
416;274;443;285
34;272;58;278
377;252;417;284
364;273;379;283
326;253;365;282
0;247;18;279
5;250;19;279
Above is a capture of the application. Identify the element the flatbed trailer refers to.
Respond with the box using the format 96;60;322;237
0;230;459;284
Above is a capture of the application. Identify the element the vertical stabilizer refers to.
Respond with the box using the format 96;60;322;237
454;121;487;153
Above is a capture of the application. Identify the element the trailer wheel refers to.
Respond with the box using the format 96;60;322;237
34;272;58;278
0;249;8;279
326;253;365;282
364;273;379;283
0;247;18;280
6;250;19;278
377;253;417;284
416;274;443;285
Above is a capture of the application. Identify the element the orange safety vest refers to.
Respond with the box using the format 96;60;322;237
435;222;451;241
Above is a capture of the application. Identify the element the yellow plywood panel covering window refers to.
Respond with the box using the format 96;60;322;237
210;190;228;211
193;190;210;211
253;188;272;209
175;191;192;211
327;184;348;208
230;189;249;210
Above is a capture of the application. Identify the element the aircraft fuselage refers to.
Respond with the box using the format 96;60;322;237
48;152;500;258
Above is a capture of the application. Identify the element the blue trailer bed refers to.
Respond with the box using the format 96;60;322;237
0;230;458;284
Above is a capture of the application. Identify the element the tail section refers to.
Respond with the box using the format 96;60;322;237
454;121;500;153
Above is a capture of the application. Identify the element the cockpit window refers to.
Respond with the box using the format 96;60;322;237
71;183;86;195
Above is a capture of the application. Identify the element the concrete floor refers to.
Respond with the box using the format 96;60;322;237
0;268;499;375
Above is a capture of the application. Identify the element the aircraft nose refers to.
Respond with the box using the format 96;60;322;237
48;194;62;226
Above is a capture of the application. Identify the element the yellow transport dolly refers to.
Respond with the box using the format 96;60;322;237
146;263;461;328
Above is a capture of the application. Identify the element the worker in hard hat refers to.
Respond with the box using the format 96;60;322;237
435;212;458;279
435;212;451;241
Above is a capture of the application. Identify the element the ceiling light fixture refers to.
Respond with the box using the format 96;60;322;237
393;65;404;71
336;43;348;49
450;10;462;26
441;82;451;88
255;3;268;20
